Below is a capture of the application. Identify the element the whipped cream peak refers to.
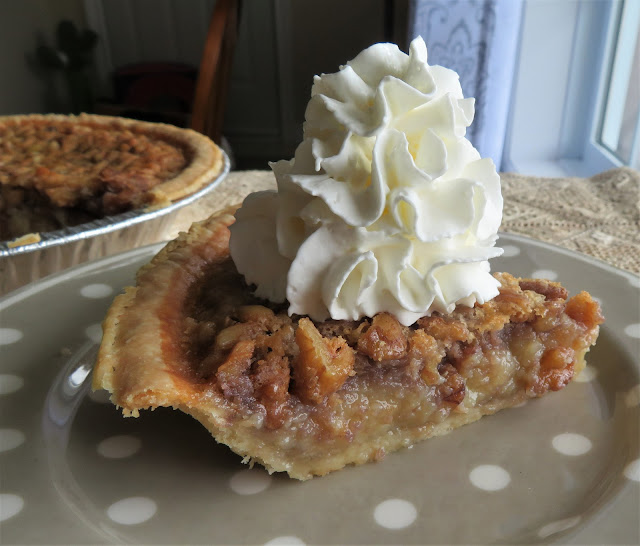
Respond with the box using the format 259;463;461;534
229;36;503;326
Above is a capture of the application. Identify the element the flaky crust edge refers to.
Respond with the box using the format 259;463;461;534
92;206;322;477
92;206;238;404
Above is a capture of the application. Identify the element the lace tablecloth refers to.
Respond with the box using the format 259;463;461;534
176;166;640;275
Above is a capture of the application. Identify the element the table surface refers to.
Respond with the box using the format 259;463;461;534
168;166;640;275
3;166;637;298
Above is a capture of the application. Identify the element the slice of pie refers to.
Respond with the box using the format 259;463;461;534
0;113;224;243
93;209;603;480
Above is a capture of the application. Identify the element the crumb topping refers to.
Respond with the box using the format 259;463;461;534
179;258;604;430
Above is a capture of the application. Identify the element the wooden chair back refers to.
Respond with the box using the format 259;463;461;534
190;0;240;144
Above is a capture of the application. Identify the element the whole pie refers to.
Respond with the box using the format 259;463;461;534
93;209;603;479
0;113;224;243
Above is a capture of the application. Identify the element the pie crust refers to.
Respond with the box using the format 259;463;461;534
0;113;224;243
93;209;603;479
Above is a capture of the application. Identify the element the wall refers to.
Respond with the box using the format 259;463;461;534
83;0;389;165
0;0;392;166
286;0;387;134
0;0;86;115
228;0;388;163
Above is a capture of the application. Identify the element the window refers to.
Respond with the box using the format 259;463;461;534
598;0;640;169
503;0;639;176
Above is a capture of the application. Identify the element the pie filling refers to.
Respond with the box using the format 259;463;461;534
95;214;603;480
0;116;194;241
182;259;601;474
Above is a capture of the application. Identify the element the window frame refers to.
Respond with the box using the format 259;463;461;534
502;0;625;177
594;0;640;170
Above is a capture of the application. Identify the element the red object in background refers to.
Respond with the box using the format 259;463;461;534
111;62;197;120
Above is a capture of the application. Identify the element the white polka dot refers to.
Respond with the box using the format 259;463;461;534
0;328;23;345
624;323;640;338
88;388;111;404
552;433;592;456
264;537;306;546
0;429;25;453
0;374;24;395
373;499;417;529
538;516;581;538
531;269;558;281
80;283;113;299
573;365;598;383
229;468;272;495
97;435;141;459
501;245;521;257
625;384;640;408
629;275;640;288
469;465;511;491
85;323;103;344
107;497;157;525
623;458;640;481
0;494;24;522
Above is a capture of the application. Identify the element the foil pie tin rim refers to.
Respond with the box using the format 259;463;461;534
0;150;230;257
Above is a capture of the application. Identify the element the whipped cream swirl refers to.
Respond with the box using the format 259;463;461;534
230;37;503;326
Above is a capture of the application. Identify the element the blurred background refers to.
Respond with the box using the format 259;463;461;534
0;0;638;176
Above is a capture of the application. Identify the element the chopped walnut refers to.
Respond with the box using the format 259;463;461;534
254;352;290;404
537;347;575;392
253;352;291;428
438;363;466;405
215;321;266;352
236;305;276;325
317;320;369;346
407;329;446;385
258;323;295;359
357;313;408;362
294;318;355;403
418;315;474;347
519;279;568;301
215;340;255;399
565;291;605;330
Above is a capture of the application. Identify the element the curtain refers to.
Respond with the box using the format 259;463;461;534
407;0;524;169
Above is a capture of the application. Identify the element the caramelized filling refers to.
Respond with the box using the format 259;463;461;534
180;258;603;436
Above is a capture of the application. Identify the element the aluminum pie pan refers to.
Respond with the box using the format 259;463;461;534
0;150;230;294
1;150;230;256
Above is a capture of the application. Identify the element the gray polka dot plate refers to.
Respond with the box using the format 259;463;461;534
1;233;639;545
